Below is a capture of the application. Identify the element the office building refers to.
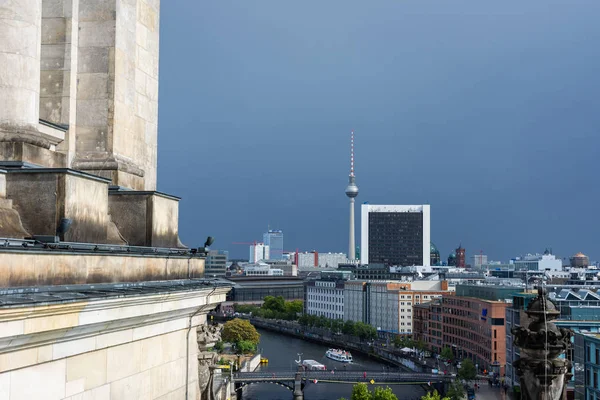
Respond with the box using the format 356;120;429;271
360;204;430;267
297;251;349;268
471;254;488;268
205;249;229;277
512;251;562;271
305;274;348;320
441;295;508;375
249;242;269;263
344;280;450;335
224;277;304;303
263;230;284;260
575;332;600;400
243;263;284;276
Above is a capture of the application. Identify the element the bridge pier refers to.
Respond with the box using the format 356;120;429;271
293;367;304;400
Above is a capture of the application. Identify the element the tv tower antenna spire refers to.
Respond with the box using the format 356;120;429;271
345;130;359;261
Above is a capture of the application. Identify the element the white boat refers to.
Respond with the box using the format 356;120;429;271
325;348;353;363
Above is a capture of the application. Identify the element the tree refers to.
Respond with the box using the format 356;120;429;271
331;319;343;334
222;318;260;345
458;358;477;381
445;380;466;400
235;340;256;354
372;387;398;400
350;383;372;400
285;300;303;315
214;341;224;353
263;296;286;313
440;346;454;361
343;320;356;336
421;390;450;400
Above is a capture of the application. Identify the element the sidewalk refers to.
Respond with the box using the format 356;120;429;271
474;384;507;400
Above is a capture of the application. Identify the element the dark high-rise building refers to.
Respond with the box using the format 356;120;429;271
360;205;431;267
456;245;466;268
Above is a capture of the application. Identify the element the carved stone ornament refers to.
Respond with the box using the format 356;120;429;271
511;287;573;400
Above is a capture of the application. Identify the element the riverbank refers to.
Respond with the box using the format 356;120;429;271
250;318;424;373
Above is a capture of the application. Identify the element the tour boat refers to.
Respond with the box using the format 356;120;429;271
325;349;353;363
301;360;327;370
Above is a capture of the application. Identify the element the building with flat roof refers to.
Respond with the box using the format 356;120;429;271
263;230;284;260
344;280;450;335
360;204;430;267
455;281;526;301
249;242;269;263
512;251;562;271
206;249;229;277
225;276;304;303
305;273;349;320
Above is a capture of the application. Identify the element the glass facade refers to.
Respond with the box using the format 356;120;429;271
205;249;228;277
263;230;284;260
368;211;423;266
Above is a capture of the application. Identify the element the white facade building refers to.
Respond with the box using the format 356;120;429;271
298;252;318;267
512;253;562;271
471;254;488;268
360;204;431;267
244;264;283;276
318;252;348;268
249;243;269;263
306;279;345;320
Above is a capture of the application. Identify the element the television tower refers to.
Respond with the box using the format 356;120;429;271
345;130;359;260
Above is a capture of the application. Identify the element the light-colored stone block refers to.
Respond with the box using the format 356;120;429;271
37;344;54;363
77;47;110;73
10;359;66;400
78;20;115;47
76;98;109;127
0;371;10;399
53;336;96;359
0;319;24;338
106;340;142;382
66;378;85;397
66;349;107;390
95;329;133;349
0;347;38;372
77;73;109;100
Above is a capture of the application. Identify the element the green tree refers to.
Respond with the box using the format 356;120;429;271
445;380;466;400
440;346;454;361
331;319;343;334
350;383;371;400
285;300;303;315
235;340;256;354
262;295;286;313
222;318;260;345
343;320;356;335
421;390;450;400
372;386;398;400
458;359;477;381
214;341;224;353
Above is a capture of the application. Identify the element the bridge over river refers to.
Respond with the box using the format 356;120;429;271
231;370;453;399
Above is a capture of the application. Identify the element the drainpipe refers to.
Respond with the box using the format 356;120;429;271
185;286;217;400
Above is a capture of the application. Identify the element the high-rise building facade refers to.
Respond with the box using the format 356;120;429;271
263;230;284;260
205;250;229;277
249;242;269;263
360;205;431;267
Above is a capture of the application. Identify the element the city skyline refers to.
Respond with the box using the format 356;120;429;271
157;1;600;262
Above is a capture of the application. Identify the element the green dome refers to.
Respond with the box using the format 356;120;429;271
430;242;439;254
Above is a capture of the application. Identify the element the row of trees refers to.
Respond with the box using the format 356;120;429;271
342;384;465;400
392;336;426;352
297;315;378;341
234;296;303;320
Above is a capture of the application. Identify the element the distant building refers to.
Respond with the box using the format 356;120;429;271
455;245;466;268
205;249;229;277
264;260;298;277
430;243;441;266
224;276;304;302
575;332;600;400
298;252;318;267
305;274;348;320
471;254;488;268
571;252;590;268
244;264;284;276
512;250;562;271
344;280;450;335
319;252;348;268
249;242;269;263
448;251;456;267
263;230;284;260
360;204;430;267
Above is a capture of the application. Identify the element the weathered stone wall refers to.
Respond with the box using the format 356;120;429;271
73;0;159;190
0;0;42;130
108;191;182;248
40;0;79;166
0;287;229;399
0;251;204;287
5;169;110;243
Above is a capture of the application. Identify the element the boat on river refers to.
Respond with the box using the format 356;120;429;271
295;354;327;370
325;348;353;363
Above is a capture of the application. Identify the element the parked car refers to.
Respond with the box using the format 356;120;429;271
466;387;476;400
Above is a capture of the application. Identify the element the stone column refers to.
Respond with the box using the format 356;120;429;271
72;0;160;190
0;0;41;131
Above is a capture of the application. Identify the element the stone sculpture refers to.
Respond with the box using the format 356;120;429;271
511;287;573;400
197;323;223;400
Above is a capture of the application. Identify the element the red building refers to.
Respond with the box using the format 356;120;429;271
456;245;466;268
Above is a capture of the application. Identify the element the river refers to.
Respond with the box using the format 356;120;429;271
239;328;427;400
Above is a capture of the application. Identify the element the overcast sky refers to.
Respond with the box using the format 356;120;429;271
157;0;600;262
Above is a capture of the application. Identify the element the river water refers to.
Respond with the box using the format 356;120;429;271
240;328;426;400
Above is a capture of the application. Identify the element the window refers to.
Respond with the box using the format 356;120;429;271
596;348;599;364
494;330;497;339
594;370;598;389
587;346;591;362
494;342;497;351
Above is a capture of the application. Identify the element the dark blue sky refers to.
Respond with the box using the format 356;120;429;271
157;1;600;262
